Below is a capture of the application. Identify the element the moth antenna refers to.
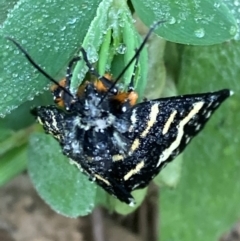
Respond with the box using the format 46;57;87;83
115;20;165;84
99;20;166;104
6;37;74;98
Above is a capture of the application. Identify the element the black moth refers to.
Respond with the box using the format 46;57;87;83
8;21;232;206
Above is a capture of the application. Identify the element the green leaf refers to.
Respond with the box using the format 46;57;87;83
0;127;31;156
161;41;240;241
143;36;166;100
132;0;237;45
154;155;182;188
0;144;27;186
0;127;12;142
28;133;97;217
0;0;102;117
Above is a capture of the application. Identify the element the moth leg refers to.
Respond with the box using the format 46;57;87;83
62;56;81;109
117;52;139;112
80;48;111;84
65;56;81;88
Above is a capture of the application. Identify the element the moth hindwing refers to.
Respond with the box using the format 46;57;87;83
7;21;232;206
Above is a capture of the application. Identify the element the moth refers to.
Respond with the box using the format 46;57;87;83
7;21;232;206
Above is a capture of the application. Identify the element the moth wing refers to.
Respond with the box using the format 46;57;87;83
110;89;231;191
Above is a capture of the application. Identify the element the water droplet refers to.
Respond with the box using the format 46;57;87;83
42;14;49;19
194;28;205;38
27;96;34;101
20;39;28;45
77;72;87;82
81;4;88;9
234;0;240;6
178;12;187;21
67;17;77;25
229;25;237;35
86;46;98;63
214;2;220;8
12;73;18;78
116;43;126;54
43;85;49;91
169;17;176;24
13;49;20;55
61;26;66;31
46;32;54;36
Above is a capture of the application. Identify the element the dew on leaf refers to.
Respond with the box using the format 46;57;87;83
229;25;237;35
12;73;18;78
116;43;126;54
13;49;20;55
20;39;28;45
86;46;98;63
194;28;205;38
67;17;77;25
169;17;176;24
60;26;66;31
234;0;240;6
214;2;220;8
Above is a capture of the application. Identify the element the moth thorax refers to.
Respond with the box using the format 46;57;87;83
93;114;115;132
83;92;101;117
